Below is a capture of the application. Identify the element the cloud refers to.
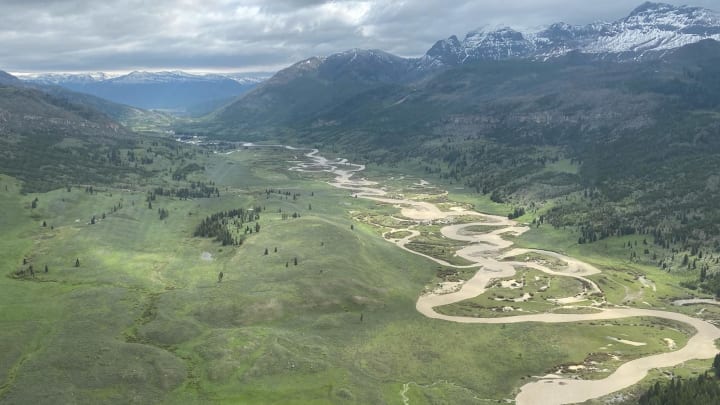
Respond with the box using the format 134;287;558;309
1;0;718;73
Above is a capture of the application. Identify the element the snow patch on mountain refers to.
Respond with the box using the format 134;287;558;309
21;71;272;86
19;72;116;85
421;2;720;68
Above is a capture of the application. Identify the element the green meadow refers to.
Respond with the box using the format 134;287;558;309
0;146;716;404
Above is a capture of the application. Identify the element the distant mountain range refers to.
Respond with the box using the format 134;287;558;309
188;2;720;250
17;2;719;117
420;1;720;68
20;71;271;114
0;70;168;127
212;1;720;128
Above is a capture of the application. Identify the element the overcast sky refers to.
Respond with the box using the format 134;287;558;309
3;0;718;74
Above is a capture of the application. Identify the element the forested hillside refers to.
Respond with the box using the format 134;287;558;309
0;72;177;192
182;40;720;275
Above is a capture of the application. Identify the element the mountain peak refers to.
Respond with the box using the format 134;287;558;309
629;2;675;16
419;1;720;67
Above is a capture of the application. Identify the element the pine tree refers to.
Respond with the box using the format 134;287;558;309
75;258;80;267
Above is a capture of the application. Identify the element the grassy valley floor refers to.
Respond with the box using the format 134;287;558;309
0;146;718;404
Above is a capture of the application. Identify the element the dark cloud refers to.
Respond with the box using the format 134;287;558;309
1;0;718;73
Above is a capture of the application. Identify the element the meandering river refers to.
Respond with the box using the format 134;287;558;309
232;143;720;405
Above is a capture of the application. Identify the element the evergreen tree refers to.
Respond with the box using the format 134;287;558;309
75;258;80;267
639;372;720;405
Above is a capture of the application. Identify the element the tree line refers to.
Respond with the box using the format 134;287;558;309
639;371;720;405
151;182;220;200
194;207;262;246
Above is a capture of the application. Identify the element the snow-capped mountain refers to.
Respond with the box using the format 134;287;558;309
23;71;271;86
221;73;272;85
107;71;203;84
420;2;720;67
105;71;269;84
19;72;115;85
19;70;272;113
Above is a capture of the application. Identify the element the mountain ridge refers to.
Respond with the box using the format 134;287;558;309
189;24;720;252
214;1;720;124
420;1;720;68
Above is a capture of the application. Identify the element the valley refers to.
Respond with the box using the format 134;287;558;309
2;140;719;404
4;1;720;404
283;144;720;404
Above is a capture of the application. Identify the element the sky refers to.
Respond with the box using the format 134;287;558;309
2;0;718;74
